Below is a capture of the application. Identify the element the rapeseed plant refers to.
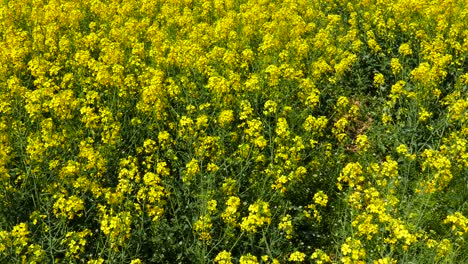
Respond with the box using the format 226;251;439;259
1;0;468;262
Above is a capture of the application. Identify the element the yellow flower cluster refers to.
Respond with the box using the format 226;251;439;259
214;250;232;264
337;162;364;191
303;115;328;136
373;257;397;264
278;214;293;239
0;223;45;262
194;198;220;242
289;251;306;262
219;110;235;126
99;208;132;249
355;134;369;152
221;196;241;227
183;158;200;182
239;253;258;264
418;149;453;193
263;100;278;116
341;237;366;264
396;144;416;160
313;191;328;207
444;212;468;236
53;194;85;220
138;171;167;221
373;73;385;88
310;249;332;264
275;118;290;138
61;229;92;259
240;200;271;233
193;214;213;242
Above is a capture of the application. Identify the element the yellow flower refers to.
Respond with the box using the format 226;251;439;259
313;191;328;207
214;250;232;264
194;215;212;242
335;53;358;77
444;212;468;236
219;110;235;126
303;115;328;135
53;195;85;220
11;223;30;247
352;213;378;240
368;39;381;53
158;131;173;147
87;258;105;264
222;196;240;226
207;163;219;172
239;100;253;121
389;80;406;103
61;229;92;259
390;58;402;75
240;253;258;264
263;100;278;116
399;43;413;56
336;96;349;111
382;112;392;125
418;107;432;122
410;62;431;85
275;118;290;138
396;144;416;160
156;162;171;177
355;134;369;152
396;144;408;155
310;249;331;263
305;89;321;109
289;251;306;262
196;114;209;129
337;162;364;190
143;139;157;154
340;237;366;263
178;116;195;137
222;178;237;195
380;156;398;178
207;199;217;213
99;209;132;248
240;200;271;232
333;118;348;133
278;214;293;239
436;239;452;257
341;242;351;255
183;159;200;182
373;257;397;264
373;73;385;88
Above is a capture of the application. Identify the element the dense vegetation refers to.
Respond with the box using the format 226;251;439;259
0;0;467;263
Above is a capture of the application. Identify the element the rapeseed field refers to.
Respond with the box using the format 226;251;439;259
0;0;467;263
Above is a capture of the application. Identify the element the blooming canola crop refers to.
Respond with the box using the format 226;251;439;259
0;0;467;263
